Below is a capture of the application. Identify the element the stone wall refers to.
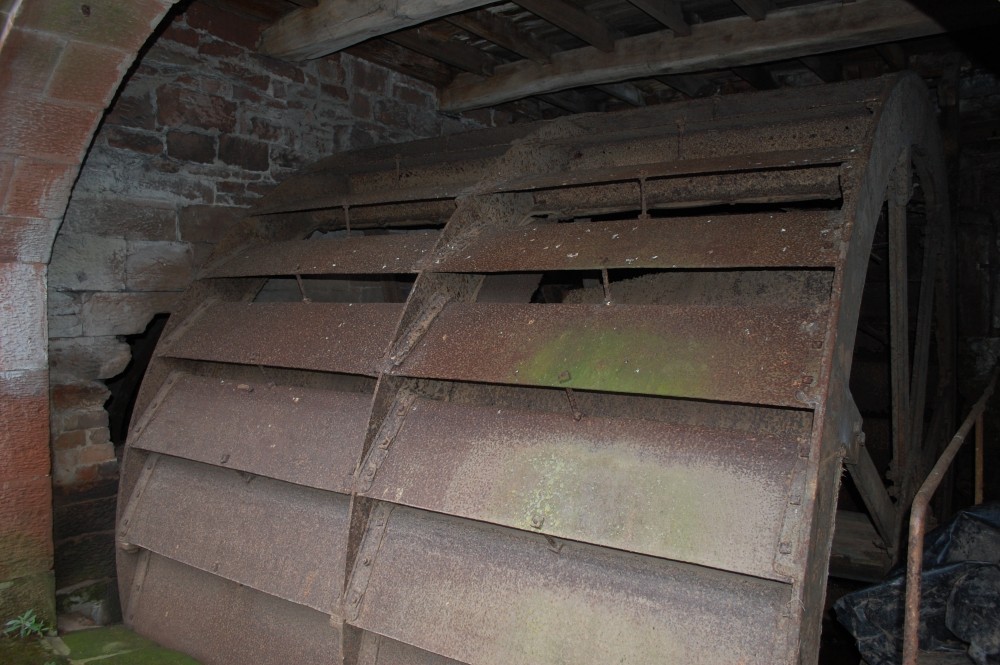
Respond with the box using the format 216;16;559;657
0;0;179;624
43;1;516;621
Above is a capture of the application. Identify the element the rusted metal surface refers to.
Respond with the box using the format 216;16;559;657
118;75;952;665
129;553;341;665
206;232;439;278
161;301;402;376
433;211;843;272
349;506;793;665
531;166;844;216
361;397;801;579
395;302;827;407
120;455;349;613
130;373;368;494
357;631;468;665
493;147;851;194
903;368;998;665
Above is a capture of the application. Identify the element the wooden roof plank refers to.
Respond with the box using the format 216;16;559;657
731;0;772;21
260;0;496;60
626;0;691;36
446;10;553;64
387;26;500;76
512;0;616;52
441;0;1000;111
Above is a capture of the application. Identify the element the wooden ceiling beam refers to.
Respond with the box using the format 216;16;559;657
654;74;718;98
346;39;456;87
733;64;779;89
511;0;616;52
626;0;691;36
799;55;842;83
259;0;495;60
387;26;501;77
441;0;1000;111
595;82;646;106
731;0;772;21
446;10;553;64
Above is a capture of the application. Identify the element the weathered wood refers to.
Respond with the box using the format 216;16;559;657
733;65;779;90
387;27;500;76
626;0;690;36
347;40;456;87
536;90;599;113
595;82;646;106
260;0;495;60
799;55;841;83
876;43;908;70
441;0;998;111
731;0;771;21
654;74;717;98
512;0;615;52
447;10;552;63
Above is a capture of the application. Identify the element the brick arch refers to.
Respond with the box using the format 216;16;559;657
0;0;179;621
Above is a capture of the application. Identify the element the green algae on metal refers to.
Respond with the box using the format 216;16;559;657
513;327;709;397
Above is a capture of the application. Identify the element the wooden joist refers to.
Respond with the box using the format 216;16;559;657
627;0;691;36
446;10;553;64
260;0;495;60
441;0;999;111
731;0;772;21
387;26;500;76
512;0;616;52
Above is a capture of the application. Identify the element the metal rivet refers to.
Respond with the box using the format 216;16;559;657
778;542;792;555
80;4;91;17
558;370;571;383
363;557;372;567
530;514;544;529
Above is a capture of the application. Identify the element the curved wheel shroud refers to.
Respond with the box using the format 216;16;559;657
116;73;950;665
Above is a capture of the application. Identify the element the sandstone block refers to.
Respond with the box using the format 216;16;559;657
167;130;216;164
81;291;176;336
49;233;127;292
0;476;54;580
157;85;236;133
0;570;56;626
0;262;46;371
219;135;268;171
49;337;131;382
63;197;176;241
178;204;242;244
0;369;49;480
47;40;131;108
0;215;60;263
125;241;194;291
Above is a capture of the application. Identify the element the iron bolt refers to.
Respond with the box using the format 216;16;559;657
530;514;545;529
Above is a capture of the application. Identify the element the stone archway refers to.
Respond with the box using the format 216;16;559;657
0;0;179;621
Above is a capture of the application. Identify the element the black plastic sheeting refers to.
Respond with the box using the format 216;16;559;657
835;503;1000;665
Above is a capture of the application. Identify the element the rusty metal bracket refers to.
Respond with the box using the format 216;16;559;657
344;502;394;622
387;292;450;367
124;548;151;625
155;298;217;354
130;372;183;439
357;391;417;493
118;453;161;551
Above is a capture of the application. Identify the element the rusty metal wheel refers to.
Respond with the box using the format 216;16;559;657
117;73;951;665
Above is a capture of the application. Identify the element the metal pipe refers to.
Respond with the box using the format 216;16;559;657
902;367;999;665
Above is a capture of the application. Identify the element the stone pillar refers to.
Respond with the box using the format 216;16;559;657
0;0;177;622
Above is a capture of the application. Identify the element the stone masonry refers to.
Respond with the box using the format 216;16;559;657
1;0;180;624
